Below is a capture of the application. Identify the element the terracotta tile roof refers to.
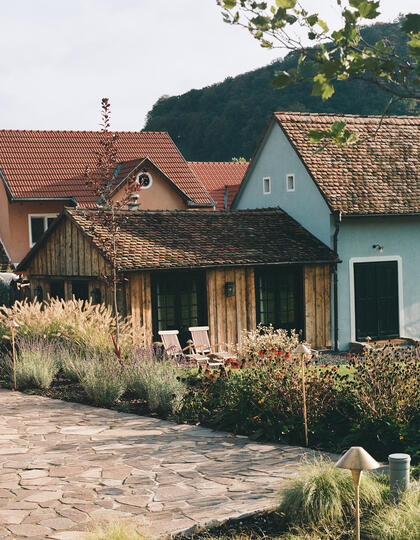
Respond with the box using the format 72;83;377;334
0;130;213;207
0;239;10;271
18;207;337;272
189;161;248;209
274;112;420;216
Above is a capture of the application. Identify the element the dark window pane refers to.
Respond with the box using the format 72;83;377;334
47;217;55;228
30;217;45;245
34;286;43;302
255;266;303;333
72;281;89;301
90;287;101;305
152;271;207;346
50;280;64;300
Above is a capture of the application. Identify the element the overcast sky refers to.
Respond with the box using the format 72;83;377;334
0;0;417;131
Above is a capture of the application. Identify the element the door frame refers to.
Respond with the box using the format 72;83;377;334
349;256;404;342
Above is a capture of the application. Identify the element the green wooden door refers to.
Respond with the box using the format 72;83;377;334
354;261;399;341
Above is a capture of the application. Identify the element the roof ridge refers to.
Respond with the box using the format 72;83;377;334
68;206;285;216
189;161;249;164
0;129;170;134
274;111;420;121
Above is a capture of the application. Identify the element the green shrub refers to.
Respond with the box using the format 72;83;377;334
348;344;420;424
80;353;126;407
277;461;386;528
125;350;186;416
4;337;60;390
364;482;420;540
179;364;341;445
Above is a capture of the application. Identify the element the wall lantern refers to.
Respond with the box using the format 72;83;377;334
224;282;236;297
335;446;380;540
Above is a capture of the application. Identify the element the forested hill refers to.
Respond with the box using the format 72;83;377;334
144;21;419;161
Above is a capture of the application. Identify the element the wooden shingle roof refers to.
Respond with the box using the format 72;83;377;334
18;207;338;272
274;112;420;216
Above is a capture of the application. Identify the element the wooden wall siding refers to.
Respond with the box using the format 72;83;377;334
126;272;153;345
206;267;256;348
303;264;331;349
27;218;110;278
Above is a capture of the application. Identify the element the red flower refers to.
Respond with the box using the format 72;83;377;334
258;349;265;355
285;352;290;358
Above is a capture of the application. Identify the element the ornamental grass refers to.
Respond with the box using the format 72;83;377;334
86;521;149;540
0;297;134;354
277;461;386;529
2;336;61;390
124;347;187;416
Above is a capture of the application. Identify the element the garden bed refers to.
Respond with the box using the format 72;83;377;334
1;299;419;467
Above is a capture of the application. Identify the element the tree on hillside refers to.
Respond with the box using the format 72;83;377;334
85;98;147;351
218;1;419;145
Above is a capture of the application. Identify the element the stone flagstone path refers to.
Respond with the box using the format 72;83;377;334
0;389;331;539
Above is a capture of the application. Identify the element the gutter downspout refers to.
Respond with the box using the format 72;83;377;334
333;210;341;351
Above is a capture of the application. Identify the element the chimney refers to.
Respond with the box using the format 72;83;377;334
128;193;140;211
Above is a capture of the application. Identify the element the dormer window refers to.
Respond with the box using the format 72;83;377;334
263;177;271;195
286;174;295;192
136;171;153;189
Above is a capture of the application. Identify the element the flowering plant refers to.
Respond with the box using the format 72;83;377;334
237;324;304;365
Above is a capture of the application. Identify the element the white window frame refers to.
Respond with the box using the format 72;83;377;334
28;214;58;247
349;255;404;342
286;173;295;192
263;176;271;195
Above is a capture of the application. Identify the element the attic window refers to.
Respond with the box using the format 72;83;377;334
286;174;295;192
263;177;271;195
136;171;153;189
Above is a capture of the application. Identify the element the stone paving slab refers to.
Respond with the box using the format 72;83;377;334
0;389;333;539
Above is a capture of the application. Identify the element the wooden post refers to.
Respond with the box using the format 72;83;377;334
301;353;308;447
351;469;362;540
11;326;17;391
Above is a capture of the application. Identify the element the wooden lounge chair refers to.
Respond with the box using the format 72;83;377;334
158;330;209;367
188;326;237;366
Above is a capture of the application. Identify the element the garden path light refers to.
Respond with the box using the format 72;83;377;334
335;446;380;540
293;343;311;447
6;320;19;390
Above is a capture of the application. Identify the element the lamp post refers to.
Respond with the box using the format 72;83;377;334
335;447;380;540
6;321;19;391
293;343;311;447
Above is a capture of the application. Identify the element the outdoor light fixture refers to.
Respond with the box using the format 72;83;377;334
372;243;384;252
6;320;19;391
293;343;312;447
224;281;235;297
335;447;380;540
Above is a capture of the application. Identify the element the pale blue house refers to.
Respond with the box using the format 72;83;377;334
233;112;420;351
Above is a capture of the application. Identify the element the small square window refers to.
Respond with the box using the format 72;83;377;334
263;177;271;195
286;174;295;192
29;214;58;247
